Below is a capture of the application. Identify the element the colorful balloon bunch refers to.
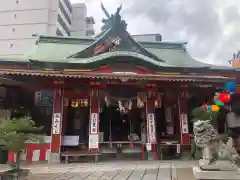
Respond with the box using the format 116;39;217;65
201;81;237;112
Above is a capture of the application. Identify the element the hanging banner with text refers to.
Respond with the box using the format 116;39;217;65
90;113;98;134
52;113;61;135
180;113;189;134
147;113;156;143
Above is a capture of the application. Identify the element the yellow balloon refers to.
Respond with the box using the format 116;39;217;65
212;105;220;112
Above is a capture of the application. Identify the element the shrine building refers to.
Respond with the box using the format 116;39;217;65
0;4;239;163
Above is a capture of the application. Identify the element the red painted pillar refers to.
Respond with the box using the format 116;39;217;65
145;84;157;160
88;85;100;152
49;84;64;163
178;86;190;146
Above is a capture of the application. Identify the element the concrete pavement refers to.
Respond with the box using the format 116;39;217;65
24;161;197;180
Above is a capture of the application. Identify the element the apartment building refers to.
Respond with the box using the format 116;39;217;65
71;3;95;37
0;0;95;57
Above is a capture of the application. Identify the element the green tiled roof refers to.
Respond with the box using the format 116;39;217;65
0;35;227;68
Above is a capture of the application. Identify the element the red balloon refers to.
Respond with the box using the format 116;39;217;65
201;104;207;109
218;93;231;103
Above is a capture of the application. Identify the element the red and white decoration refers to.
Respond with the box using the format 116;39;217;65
89;88;100;151
8;144;50;163
89;113;99;149
8;136;80;163
178;88;190;145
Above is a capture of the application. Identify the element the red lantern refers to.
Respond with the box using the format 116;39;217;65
218;93;231;103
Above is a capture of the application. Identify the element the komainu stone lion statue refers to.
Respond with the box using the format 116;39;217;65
193;120;239;169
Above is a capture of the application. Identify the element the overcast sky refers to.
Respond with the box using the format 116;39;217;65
71;0;240;66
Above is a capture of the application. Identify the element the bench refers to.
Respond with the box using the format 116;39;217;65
61;151;101;164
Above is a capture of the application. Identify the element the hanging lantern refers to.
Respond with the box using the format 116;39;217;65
225;82;237;93
215;99;224;106
218;93;231;103
211;105;220;112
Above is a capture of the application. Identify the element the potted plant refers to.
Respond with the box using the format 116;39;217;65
190;107;219;159
0;117;43;180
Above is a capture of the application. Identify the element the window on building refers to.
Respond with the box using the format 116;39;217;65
14;14;17;18
56;29;63;36
63;0;72;12
57;15;70;36
86;29;95;36
85;17;95;25
10;44;14;48
12;28;15;32
16;0;19;4
59;1;71;25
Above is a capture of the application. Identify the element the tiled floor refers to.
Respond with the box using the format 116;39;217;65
23;160;197;180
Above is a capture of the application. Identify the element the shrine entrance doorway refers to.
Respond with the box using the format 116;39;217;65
99;84;145;159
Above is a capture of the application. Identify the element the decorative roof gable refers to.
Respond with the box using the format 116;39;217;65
68;3;163;62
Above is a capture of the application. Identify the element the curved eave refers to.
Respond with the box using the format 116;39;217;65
0;76;27;86
0;70;235;83
29;51;172;70
70;51;170;66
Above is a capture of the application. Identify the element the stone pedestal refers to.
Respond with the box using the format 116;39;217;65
147;151;154;160
48;152;60;164
193;166;240;180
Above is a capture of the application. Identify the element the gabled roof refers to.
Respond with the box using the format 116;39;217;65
0;34;231;70
0;4;231;71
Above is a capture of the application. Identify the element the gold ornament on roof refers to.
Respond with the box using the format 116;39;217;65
229;50;240;68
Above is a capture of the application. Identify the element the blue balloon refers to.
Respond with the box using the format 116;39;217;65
225;82;237;92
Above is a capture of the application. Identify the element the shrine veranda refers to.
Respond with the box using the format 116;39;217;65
1;5;239;163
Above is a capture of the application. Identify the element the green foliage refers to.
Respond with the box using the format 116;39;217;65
191;107;218;123
0;117;43;170
0;117;43;152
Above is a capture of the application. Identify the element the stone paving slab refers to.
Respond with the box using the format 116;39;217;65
175;168;195;180
2;161;197;180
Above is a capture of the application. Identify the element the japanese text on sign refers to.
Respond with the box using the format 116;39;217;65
90;113;98;134
181;113;188;134
147;113;156;143
52;113;61;135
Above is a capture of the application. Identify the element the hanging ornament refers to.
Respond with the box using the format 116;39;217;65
104;96;110;107
207;105;212;111
137;97;144;108
211;105;220;112
219;92;231;103
201;104;207;109
128;100;132;110
215;99;224;106
118;100;125;114
225;82;237;93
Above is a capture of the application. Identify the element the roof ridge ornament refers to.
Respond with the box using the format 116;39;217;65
229;50;240;68
100;2;127;31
